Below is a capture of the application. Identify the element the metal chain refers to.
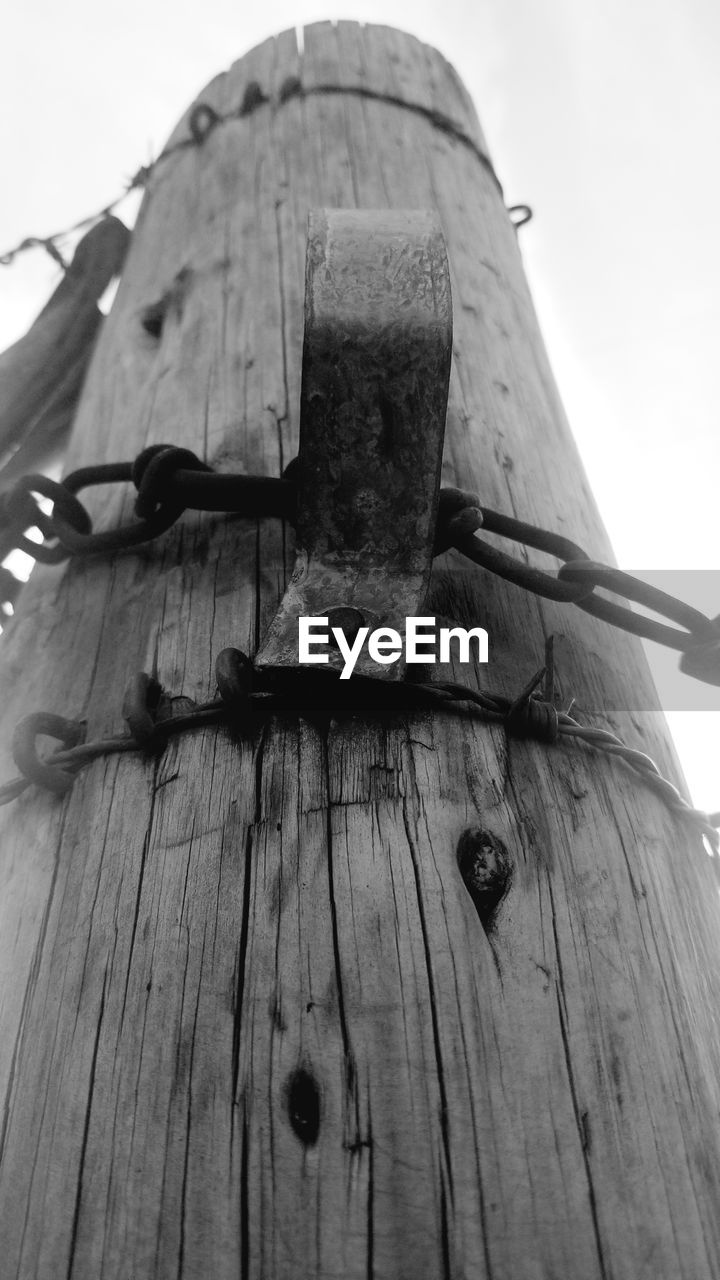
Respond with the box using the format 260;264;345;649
2;448;719;685
0;446;295;567
436;488;720;683
1;649;717;869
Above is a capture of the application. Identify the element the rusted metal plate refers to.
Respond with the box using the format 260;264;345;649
255;208;452;680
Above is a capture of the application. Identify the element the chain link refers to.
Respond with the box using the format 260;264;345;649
2;450;719;684
437;487;720;676
0;446;295;569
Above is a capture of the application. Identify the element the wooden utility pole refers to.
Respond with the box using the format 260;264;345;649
1;22;720;1280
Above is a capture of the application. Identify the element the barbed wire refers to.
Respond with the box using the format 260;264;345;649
1;646;717;870
1;445;717;863
0;170;148;271
2;445;719;685
0;83;531;271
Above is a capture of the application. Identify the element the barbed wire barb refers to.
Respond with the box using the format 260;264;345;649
0;655;717;876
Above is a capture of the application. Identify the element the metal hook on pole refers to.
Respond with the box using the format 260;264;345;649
255;207;453;682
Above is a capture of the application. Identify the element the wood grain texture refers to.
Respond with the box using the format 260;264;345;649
1;23;720;1280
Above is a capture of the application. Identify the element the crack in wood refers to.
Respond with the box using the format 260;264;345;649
549;878;610;1280
401;800;455;1211
66;965;108;1280
231;727;265;1119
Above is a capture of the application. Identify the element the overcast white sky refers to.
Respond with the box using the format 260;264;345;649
1;0;718;809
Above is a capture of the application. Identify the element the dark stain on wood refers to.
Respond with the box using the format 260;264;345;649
286;1067;321;1145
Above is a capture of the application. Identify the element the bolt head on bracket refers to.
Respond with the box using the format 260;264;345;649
255;207;453;681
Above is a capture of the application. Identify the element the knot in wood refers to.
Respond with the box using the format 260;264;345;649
286;1067;321;1146
457;827;511;924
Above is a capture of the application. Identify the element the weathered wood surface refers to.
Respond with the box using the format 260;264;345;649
1;22;720;1280
0;215;129;484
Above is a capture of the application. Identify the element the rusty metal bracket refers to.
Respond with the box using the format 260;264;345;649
255;208;452;681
